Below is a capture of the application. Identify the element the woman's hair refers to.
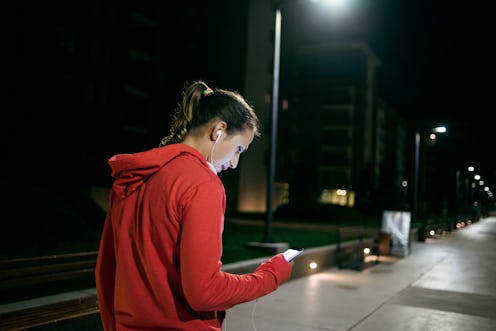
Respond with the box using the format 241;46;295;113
159;80;260;146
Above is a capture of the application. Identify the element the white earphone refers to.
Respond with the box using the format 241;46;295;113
215;130;222;143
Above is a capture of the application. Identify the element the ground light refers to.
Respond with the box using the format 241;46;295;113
362;245;380;264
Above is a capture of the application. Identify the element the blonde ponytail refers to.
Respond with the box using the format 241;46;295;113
159;81;211;146
159;80;259;146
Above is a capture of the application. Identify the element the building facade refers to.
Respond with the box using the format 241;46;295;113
239;0;409;215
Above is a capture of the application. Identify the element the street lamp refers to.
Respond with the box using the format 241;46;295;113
263;2;282;243
455;165;476;228
412;126;446;228
263;0;350;243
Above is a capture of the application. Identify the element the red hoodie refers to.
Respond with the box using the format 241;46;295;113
95;144;291;331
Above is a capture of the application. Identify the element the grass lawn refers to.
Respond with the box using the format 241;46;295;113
0;216;378;263
221;220;342;264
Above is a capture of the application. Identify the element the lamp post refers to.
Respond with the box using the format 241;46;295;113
412;131;421;227
263;5;282;243
455;165;474;216
412;126;446;229
263;0;351;243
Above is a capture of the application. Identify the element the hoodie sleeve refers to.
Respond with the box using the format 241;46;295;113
180;180;292;311
95;211;116;331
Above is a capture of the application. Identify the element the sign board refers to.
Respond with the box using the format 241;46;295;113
381;210;411;257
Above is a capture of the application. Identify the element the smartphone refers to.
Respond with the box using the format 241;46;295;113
282;248;304;262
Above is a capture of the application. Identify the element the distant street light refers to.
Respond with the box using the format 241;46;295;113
412;126;447;227
455;165;475;225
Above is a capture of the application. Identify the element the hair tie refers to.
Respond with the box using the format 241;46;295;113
202;87;214;96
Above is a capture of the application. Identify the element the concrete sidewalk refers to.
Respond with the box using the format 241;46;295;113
223;215;496;331
3;215;494;331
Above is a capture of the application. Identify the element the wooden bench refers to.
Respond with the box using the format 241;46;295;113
335;228;383;270
0;291;99;331
0;251;100;331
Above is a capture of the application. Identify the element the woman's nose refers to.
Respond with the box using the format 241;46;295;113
230;155;240;169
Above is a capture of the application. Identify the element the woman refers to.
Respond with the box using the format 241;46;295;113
95;80;293;331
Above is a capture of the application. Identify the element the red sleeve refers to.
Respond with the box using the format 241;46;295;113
180;181;292;311
95;211;116;331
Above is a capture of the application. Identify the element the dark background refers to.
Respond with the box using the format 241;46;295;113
3;1;492;254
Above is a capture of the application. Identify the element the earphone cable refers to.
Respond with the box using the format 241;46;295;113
251;299;259;331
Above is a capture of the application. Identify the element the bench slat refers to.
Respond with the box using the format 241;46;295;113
1;260;96;280
0;294;99;331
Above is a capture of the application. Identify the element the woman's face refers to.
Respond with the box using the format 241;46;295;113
211;129;255;173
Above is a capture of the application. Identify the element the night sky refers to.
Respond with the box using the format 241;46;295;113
361;0;492;187
276;0;491;190
392;2;491;185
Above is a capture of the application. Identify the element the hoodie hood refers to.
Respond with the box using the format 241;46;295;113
109;144;208;199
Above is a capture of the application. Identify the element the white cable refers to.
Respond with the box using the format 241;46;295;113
209;142;217;166
208;134;221;170
251;299;259;331
224;299;259;331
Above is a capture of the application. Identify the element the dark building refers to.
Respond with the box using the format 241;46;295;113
240;1;409;217
6;1;251;249
8;0;415;234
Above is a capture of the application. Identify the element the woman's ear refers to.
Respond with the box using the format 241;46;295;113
211;121;227;141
